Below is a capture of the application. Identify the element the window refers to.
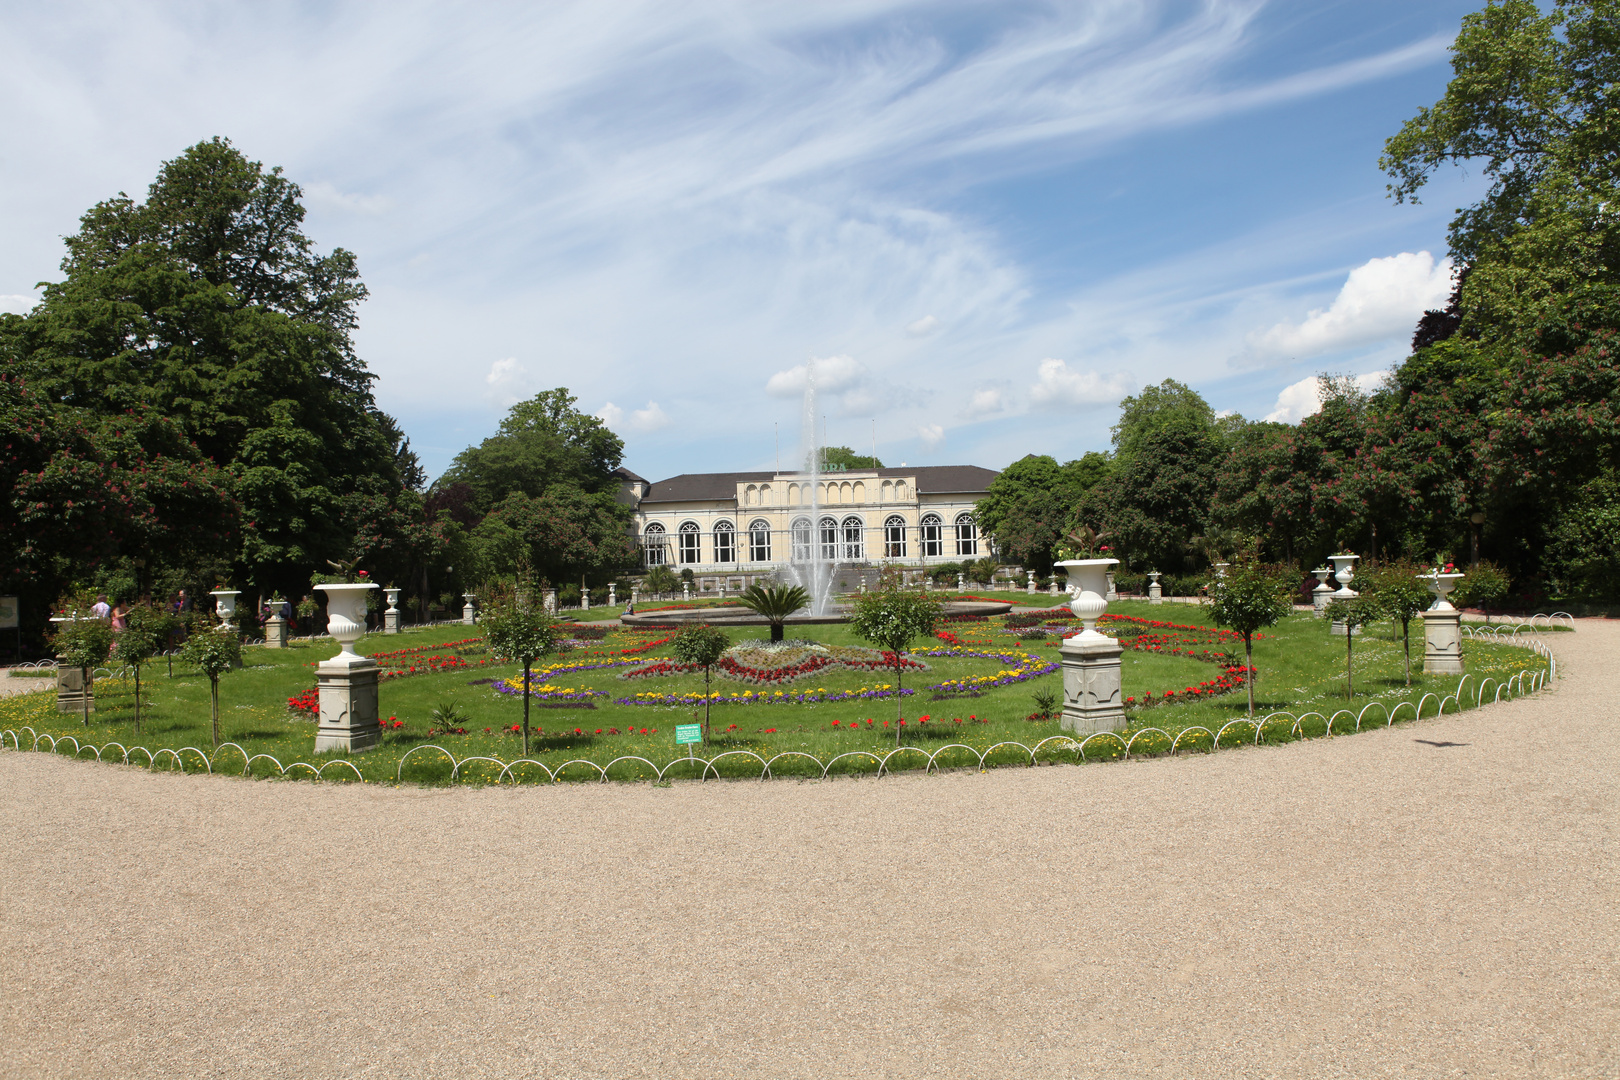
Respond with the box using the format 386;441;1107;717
790;517;813;562
884;515;907;558
643;523;667;566
920;514;943;558
713;520;736;564
749;519;771;562
678;521;701;564
818;516;838;560
955;512;978;556
841;516;864;561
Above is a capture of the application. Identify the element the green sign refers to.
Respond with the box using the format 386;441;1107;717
675;723;702;745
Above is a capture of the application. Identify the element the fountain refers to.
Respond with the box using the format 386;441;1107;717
782;362;836;616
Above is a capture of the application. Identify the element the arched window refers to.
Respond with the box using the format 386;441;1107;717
841;515;864;561
678;521;701;564
955;512;978;556
643;522;667;566
713;520;736;564
884;515;907;558
790;517;813;562
749;519;771;562
920;514;943;558
818;516;838;561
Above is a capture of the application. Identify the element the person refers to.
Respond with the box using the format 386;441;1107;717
91;593;111;619
110;602;128;631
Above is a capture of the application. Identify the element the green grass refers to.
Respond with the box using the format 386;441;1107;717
0;599;1549;784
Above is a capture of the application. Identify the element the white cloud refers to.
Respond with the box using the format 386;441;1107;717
765;354;864;398
303;181;391;215
1028;358;1132;410
907;315;938;336
595;401;624;427
0;293;39;314
630;401;671;432
484;357;529;408
1245;252;1453;363
965;387;1007;417
917;423;945;450
1263;372;1388;424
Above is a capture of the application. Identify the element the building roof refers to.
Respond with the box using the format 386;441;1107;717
638;465;998;505
613;465;650;485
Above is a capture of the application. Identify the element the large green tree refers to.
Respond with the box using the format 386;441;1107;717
439;388;626;515
1;138;419;603
973;452;1111;572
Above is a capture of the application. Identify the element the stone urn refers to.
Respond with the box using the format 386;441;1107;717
1326;554;1361;637
1147;571;1162;604
1423;572;1465;611
383;587;401;634
462;592;477;625
1055;559;1117;641
209;589;240;630
314;583;377;662
1311;567;1334;617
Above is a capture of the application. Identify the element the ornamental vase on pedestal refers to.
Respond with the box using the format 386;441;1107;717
1053;559;1125;736
312;583;381;754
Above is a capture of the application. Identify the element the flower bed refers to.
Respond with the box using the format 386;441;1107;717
1125;665;1253;708
619;642;927;686
616;684;913;707
913;646;1058;698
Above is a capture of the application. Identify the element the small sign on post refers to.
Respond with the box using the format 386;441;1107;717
675;723;702;763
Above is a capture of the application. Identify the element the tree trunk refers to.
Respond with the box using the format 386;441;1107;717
210;676;220;747
81;665;89;727
134;665;142;736
704;666;712;741
770;621;783;643
1403;619;1412;685
1245;635;1254;717
1345;632;1354;701
895;656;904;744
522;660;531;756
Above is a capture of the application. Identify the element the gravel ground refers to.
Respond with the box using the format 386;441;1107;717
1;625;1614;1080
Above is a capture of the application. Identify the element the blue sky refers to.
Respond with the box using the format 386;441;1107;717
0;1;1488;482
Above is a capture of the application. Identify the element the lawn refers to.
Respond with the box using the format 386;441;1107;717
0;596;1551;784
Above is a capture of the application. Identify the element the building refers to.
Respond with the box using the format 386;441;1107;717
618;465;998;587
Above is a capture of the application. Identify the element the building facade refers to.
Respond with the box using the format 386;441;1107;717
618;465;997;585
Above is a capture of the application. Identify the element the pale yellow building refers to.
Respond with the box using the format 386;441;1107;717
618;465;997;586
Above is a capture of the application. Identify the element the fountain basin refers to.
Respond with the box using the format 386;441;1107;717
619;599;1013;629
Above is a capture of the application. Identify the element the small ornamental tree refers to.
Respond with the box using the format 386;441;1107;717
1362;559;1434;685
481;585;559;755
181;624;242;747
848;578;944;740
643;564;680;598
1204;552;1295;716
1454;560;1511;624
1324;597;1380;700
670;623;732;741
118;603;173;735
49;601;115;728
736;583;810;643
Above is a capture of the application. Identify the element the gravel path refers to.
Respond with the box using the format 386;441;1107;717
1;625;1614;1079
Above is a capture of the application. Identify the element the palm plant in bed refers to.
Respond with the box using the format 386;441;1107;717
736;583;809;643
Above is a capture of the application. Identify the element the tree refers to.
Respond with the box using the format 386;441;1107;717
1;138;418;604
1361;560;1435;685
481;586;559;755
813;446;882;470
1324;598;1380;700
848;579;943;738
974;453;1112;572
1454;560;1512;622
49;602;114;728
1080;420;1220;573
439;389;627;515
181;623;242;747
735;584;809;643
1204;553;1295;716
118;603;174;735
1111;379;1220;464
670;623;732;741
645;564;681;598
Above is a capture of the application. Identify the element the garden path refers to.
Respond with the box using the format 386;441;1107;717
1;622;1615;1079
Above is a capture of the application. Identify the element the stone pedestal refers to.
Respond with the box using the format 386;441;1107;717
1059;632;1125;735
1422;607;1464;675
1105;571;1118;602
1148;572;1162;605
462;593;477;625
1327;554;1360;637
544;589;558;616
1048;581;1059;596
957;573;966;592
264;613;287;648
314;658;381;754
1027;571;1036;594
383;588;401;634
683;583;691;602
55;664;92;715
608;584;617;608
1312;568;1334;619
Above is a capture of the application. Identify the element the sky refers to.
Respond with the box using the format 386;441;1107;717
0;1;1490;483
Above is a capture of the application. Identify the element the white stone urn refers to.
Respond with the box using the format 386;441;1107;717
209;589;240;628
1311;567;1335;616
1055;558;1118;641
1423;572;1465;611
1327;554;1360;597
384;587;400;612
314;583;377;664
